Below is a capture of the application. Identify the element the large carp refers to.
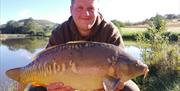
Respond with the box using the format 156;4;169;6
6;41;149;91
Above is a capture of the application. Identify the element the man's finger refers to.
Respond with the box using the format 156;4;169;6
47;82;64;90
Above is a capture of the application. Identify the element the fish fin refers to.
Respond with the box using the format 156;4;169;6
103;75;120;91
6;67;21;82
66;41;87;44
31;82;47;87
32;45;57;61
24;82;47;91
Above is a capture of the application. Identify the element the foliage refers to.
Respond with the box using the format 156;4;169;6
135;14;180;91
4;20;21;33
0;18;57;36
111;19;125;33
111;20;125;28
165;14;180;19
163;32;179;42
121;28;146;40
1;37;48;53
23;19;44;35
148;14;166;32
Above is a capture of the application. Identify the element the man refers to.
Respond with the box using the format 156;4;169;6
46;0;140;91
46;0;124;48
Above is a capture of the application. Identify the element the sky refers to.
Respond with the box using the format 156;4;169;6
1;0;180;24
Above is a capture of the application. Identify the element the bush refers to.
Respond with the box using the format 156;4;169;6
135;14;180;91
163;32;179;42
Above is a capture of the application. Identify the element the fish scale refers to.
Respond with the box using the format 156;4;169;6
6;41;149;91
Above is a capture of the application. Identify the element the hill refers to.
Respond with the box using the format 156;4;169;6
127;14;180;28
0;17;58;36
18;18;56;28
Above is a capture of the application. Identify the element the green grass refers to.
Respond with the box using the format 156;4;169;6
120;27;179;41
124;40;138;46
167;27;180;34
121;27;146;36
121;27;180;36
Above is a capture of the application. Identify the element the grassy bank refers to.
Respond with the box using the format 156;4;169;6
1;27;179;41
121;27;146;35
0;34;30;40
0;34;51;41
121;27;180;41
121;27;180;35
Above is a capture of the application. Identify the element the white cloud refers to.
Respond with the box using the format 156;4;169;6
18;9;32;18
36;10;70;23
99;0;180;22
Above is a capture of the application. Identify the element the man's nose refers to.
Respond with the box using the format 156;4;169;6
82;10;90;16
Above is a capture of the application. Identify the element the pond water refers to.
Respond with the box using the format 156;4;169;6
0;37;142;91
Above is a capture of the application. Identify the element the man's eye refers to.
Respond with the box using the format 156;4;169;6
77;7;83;11
87;7;94;12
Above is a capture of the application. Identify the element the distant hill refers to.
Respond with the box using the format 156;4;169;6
0;17;59;36
127;14;180;28
18;18;56;27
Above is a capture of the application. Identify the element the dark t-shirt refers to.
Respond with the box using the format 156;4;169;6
46;14;124;48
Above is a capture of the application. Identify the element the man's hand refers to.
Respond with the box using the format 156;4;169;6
47;82;74;91
46;82;123;91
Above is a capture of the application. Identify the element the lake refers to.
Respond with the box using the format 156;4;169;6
0;37;143;91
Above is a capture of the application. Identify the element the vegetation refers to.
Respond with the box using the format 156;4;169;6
1;37;48;53
111;19;125;33
134;14;180;91
121;28;146;40
119;14;180;41
0;17;58;36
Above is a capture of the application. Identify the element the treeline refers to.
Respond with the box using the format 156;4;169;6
0;17;58;36
111;14;180;28
121;14;179;42
0;14;179;36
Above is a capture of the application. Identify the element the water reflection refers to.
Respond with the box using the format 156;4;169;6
0;37;48;91
125;46;142;61
0;38;142;91
1;37;49;53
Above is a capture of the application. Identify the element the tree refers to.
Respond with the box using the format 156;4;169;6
111;20;124;33
147;14;167;34
111;20;125;27
137;14;168;47
5;20;20;33
23;19;44;35
165;14;177;19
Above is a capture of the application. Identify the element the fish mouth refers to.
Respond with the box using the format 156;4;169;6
143;67;149;78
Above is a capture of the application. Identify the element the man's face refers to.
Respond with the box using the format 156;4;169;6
71;0;99;35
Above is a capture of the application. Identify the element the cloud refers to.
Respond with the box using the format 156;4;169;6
18;9;32;18
36;11;70;23
99;0;180;23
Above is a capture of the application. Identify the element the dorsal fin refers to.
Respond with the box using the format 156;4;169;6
32;45;58;61
32;41;88;61
6;68;21;82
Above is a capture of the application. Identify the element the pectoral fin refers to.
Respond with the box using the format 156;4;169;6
103;75;120;91
24;82;47;91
